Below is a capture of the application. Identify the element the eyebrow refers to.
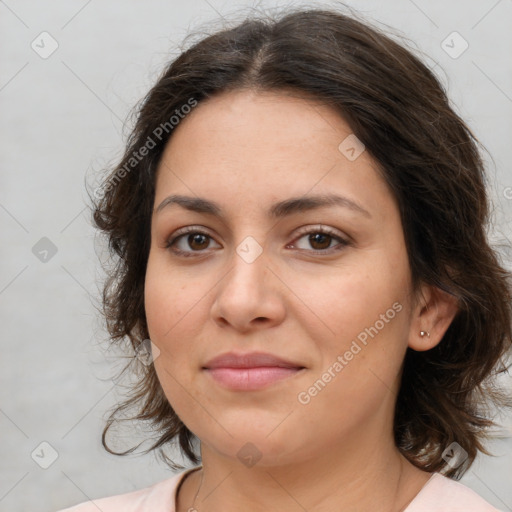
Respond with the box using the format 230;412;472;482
155;193;372;219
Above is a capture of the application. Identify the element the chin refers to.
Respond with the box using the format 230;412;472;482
197;422;309;468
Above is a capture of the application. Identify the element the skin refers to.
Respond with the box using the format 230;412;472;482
144;89;459;512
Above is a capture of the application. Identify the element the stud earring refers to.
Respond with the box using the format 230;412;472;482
420;331;430;337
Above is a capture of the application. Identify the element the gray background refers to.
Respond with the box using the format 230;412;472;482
1;0;511;511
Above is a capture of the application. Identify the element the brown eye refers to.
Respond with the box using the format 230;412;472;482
187;233;210;251
290;227;349;254
165;228;221;257
308;232;333;250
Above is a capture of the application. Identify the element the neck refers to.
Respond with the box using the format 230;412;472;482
177;434;431;512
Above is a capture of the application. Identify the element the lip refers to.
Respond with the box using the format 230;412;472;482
202;352;306;391
202;351;305;370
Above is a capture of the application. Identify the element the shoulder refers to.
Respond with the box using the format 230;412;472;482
406;473;503;512
55;468;197;512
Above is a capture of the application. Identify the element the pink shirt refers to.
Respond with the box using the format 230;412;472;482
57;467;503;511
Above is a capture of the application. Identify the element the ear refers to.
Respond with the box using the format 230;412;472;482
408;283;459;351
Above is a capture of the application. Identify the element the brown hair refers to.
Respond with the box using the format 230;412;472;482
90;5;512;478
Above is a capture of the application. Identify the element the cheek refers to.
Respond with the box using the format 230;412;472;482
287;248;411;390
145;282;183;337
291;277;408;437
289;261;401;340
143;261;203;403
144;256;202;340
144;263;200;420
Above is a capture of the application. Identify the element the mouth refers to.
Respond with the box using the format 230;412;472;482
203;366;306;391
202;351;306;391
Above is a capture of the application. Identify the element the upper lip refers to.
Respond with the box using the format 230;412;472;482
202;352;305;369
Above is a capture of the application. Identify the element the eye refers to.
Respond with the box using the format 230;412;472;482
164;227;220;257
164;225;350;258
287;225;350;253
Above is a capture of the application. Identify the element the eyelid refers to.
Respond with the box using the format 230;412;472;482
169;225;215;240
291;224;347;241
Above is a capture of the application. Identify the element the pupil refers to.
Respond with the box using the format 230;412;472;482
190;233;208;249
310;233;330;249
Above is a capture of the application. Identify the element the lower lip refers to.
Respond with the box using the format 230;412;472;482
203;367;304;390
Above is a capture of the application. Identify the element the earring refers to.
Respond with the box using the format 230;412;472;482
420;331;430;337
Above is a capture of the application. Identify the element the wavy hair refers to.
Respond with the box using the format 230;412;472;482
89;5;512;477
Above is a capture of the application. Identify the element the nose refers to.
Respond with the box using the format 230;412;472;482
210;243;286;333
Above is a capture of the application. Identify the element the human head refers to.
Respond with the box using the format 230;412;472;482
91;5;512;478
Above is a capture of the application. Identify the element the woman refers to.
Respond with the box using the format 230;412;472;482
59;5;512;512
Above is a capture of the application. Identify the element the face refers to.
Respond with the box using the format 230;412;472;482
144;89;418;467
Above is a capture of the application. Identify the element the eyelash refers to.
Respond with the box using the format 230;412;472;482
164;225;350;258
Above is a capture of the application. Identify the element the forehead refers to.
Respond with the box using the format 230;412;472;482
154;89;397;223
